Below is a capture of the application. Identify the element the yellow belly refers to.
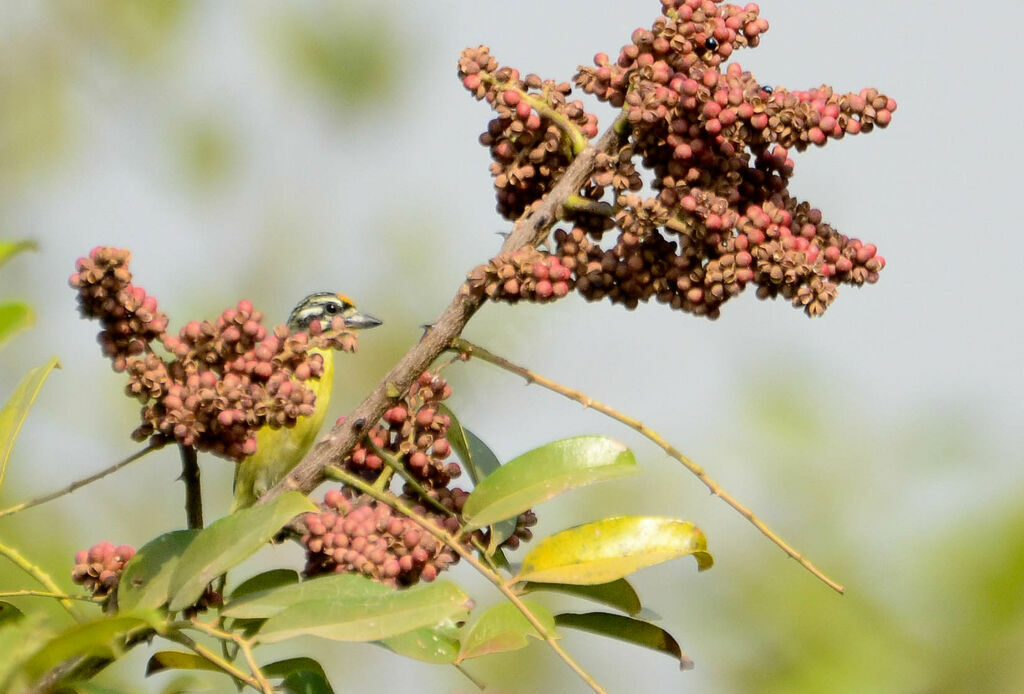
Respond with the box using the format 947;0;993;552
232;348;333;509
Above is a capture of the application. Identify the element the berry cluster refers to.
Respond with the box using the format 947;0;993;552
462;246;573;303
460;0;894;318
309;371;539;587
72;541;135;599
459;46;599;219
302;489;463;586
71;247;359;460
343;371;461;490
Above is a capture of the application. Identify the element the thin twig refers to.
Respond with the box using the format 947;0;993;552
164;629;263;692
325;465;608;694
449;337;845;594
454;663;486;690
183;618;273;694
0;540;83;620
0;444;156;519
0;589;95;602
178;444;203;530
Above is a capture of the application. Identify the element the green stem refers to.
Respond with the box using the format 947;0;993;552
324;465;608;694
365;440;454;518
0;540;83;620
480;75;589;154
563;195;614;218
0;589;94;602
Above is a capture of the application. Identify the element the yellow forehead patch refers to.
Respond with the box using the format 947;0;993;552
335;293;354;307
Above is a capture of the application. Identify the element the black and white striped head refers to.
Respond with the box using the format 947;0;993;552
286;292;382;332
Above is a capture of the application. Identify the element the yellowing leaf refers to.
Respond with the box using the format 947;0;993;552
516;516;713;585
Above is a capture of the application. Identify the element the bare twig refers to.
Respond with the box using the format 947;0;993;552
449;336;845;594
325;465;609;694
0;444;156;519
260;117;629;507
178;444;203;530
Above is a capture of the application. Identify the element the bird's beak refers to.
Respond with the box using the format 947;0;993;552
344;311;383;330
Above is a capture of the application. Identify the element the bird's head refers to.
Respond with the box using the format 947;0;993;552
286;292;383;332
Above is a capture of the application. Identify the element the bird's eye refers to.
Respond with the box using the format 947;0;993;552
324;303;338;314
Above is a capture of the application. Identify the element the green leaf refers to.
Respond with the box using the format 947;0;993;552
439;405;501;487
0;303;34;347
0;240;37;271
0;356;59;492
167;492;316;611
521;578;643;616
145;651;220;676
456;601;556;662
223;573;389;619
118;530;199;612
22;612;161;678
263;657;327;680
462;436;638;530
0;601;25;626
380;622;461;664
516;516;713;585
555;612;694;670
258;580;472;644
229;569;300;601
281;670;334;694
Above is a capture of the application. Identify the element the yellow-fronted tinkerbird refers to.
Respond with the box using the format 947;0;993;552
231;292;381;510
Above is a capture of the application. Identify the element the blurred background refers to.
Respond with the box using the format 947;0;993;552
1;1;1022;692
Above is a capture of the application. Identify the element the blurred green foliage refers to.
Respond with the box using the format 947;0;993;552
271;4;400;111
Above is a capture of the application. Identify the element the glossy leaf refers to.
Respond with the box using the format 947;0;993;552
517;516;713;585
555;612;694;670
257;580;471;643
462;436;638;530
223;573;388;619
0;241;37;271
263;657;327;680
167;492;316;611
229;569;300;601
22;612;160;678
281;670;334;694
456;600;556;662
0;356;59;492
146;651;220;675
0;303;34;347
521;578;642;616
118;530;198;611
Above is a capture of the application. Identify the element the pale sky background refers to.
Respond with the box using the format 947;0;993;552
1;1;1022;692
